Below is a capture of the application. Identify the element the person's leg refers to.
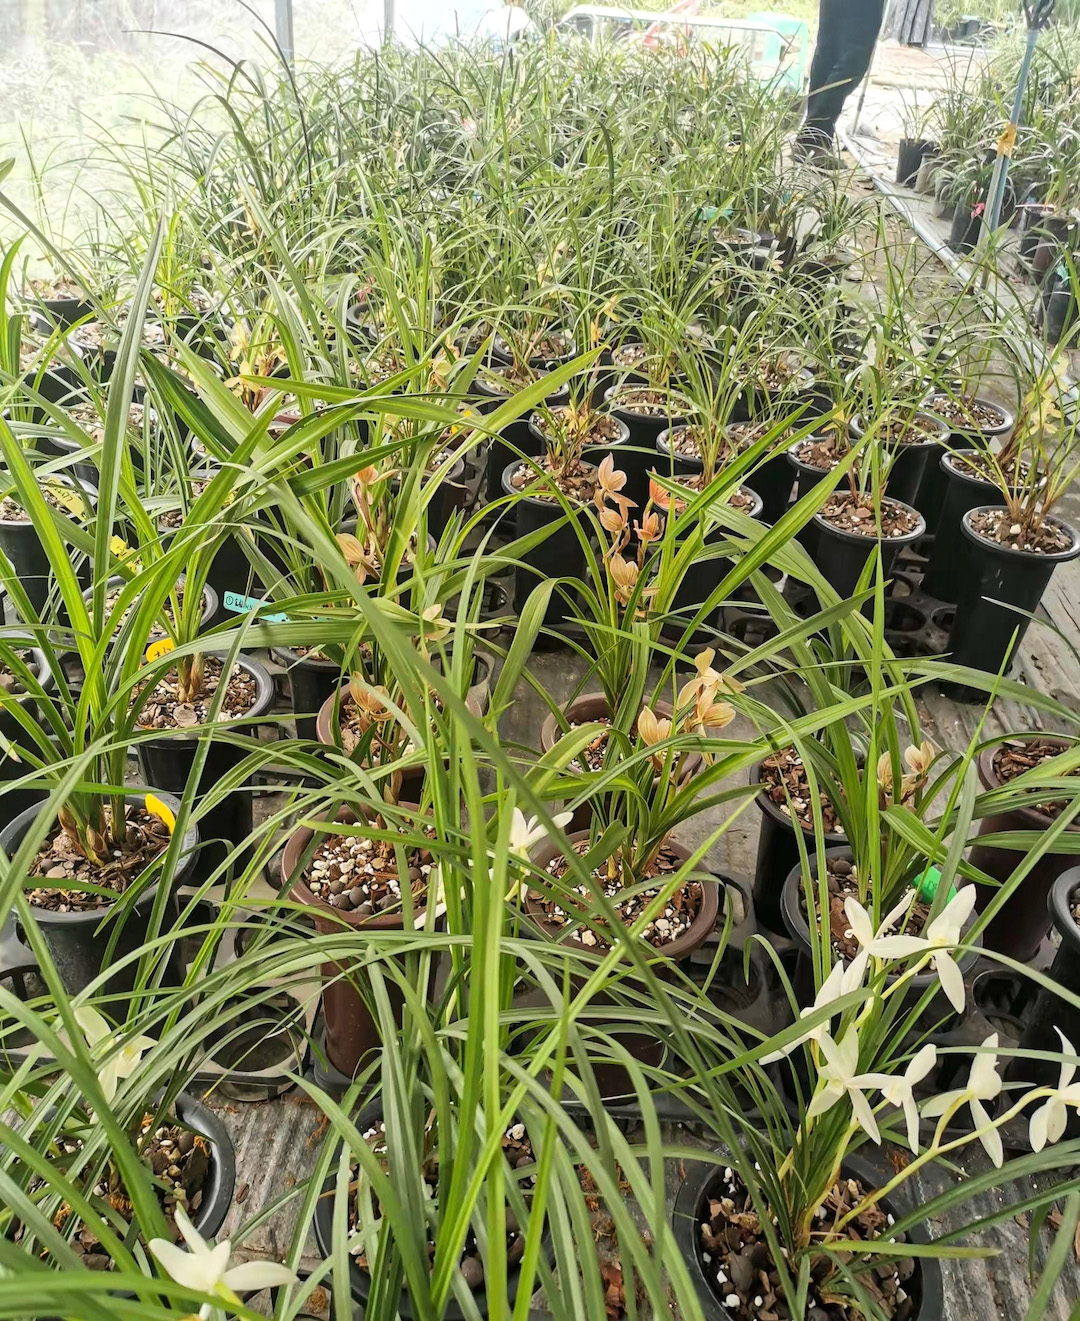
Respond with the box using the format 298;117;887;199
801;0;886;145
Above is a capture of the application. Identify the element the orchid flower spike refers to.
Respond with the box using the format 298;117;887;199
852;1043;938;1153
806;1028;883;1144
922;1033;1005;1167
72;1007;155;1109
149;1204;298;1319
761;954;867;1063
843;890;918;960
857;884;977;1014
509;808;572;859
1028;1028;1080;1152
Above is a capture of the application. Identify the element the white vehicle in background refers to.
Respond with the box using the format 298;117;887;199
557;4;809;90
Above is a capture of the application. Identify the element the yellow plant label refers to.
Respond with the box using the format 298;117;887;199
145;637;175;663
109;536;144;571
997;122;1018;158
44;483;85;518
144;793;176;834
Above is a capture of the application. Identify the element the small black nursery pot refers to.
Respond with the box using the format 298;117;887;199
947;508;1080;685
1;790;199;997
134;654;276;884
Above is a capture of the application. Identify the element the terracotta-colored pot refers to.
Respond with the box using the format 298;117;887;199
315;659;489;798
525;828;720;1100
282;804;432;1078
970;735;1080;962
539;692;704;788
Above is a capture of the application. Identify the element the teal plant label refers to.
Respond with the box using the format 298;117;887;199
223;591;289;622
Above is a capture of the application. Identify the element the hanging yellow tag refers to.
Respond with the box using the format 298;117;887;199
109;536;144;572
144;793;176;834
44;484;86;518
145;637;175;663
997;122;1018;158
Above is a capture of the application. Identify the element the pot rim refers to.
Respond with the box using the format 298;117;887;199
312;1100;548;1320
538;692;704;780
525;827;721;960
926;393;1014;438
282;802;431;931
2;789;200;926
750;756;848;844
499;455;597;508
1049;867;1080;949
976;735;1080;832
786;433;840;474
671;1148;940;1320
812;496;926;546
849;408;950;445
603;383;693;422
135;651;277;741
527;409;630;451
779;847;980;983
175;1091;236;1240
961;506;1080;563
939;447;1011;489
316;674;485;749
474;371;570;405
0;472;100;525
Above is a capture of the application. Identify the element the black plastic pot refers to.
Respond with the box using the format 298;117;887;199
1007;869;1080;1109
1;790;199;997
780;849;979;1021
922;449;1005;601
726;424;796;525
896;138;937;188
529;411;630;473
603;386;690;512
0;641;54;832
476;374;570;505
135;654;275;885
272;645;343;743
750;757;846;937
968;736;1080;962
810;497;926;602
83;577;219;671
174;1091;237;1240
1041;272;1078;346
947;508;1080;682
159;478;262;630
313;1104;548;1319
948;207;982;255
0;475;97;621
663;485;764;640
849;411;949;510
672;1149;942;1321
918;397;1013;536
501;458;593;629
25;292;95;330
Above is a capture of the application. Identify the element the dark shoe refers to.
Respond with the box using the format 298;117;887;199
792;134;845;171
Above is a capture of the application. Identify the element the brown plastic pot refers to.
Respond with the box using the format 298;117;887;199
315;662;490;800
969;736;1080;962
539;692;703;790
525;828;720;1100
282;804;432;1079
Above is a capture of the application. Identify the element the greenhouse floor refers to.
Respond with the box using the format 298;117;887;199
194;550;1080;1317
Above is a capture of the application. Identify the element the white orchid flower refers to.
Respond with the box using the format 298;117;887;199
922;1033;1005;1167
72;1007;156;1109
856;885;977;1014
843;890;919;959
1028;1028;1080;1152
806;1028;883;1143
508;808;573;858
760;952;867;1063
149;1204;298;1319
851;1043;938;1153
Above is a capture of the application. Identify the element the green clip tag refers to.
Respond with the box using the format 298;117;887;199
914;867;956;905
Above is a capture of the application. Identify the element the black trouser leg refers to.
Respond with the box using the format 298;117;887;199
802;0;886;142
